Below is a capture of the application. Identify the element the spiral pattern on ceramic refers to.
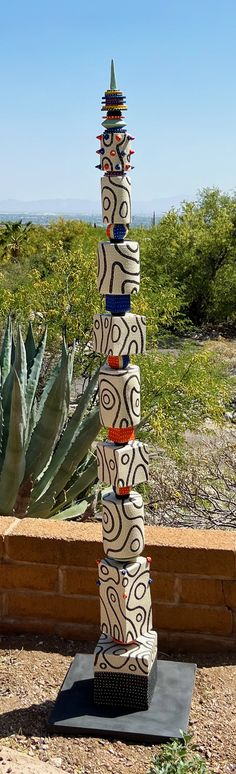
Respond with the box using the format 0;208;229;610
97;440;149;488
99;364;140;428
102;490;145;559
93;313;146;356
101;175;131;224
98;556;153;643
97;241;140;295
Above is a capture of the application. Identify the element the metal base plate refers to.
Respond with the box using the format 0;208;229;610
48;654;196;743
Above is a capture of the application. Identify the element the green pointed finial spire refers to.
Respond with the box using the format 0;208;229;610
110;59;117;90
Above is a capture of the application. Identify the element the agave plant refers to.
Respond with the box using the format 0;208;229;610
0;318;100;519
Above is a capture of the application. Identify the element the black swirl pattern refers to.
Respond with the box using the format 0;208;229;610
101;175;131;224
97;240;140;295
98;556;153;643
94;630;157;676
102;490;144;559
97;439;149;487
99;364;141;428
93;313;146;356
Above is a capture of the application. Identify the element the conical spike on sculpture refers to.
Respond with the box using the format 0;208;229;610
93;61;157;710
110;58;117;90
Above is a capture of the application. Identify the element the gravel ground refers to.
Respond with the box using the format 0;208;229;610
0;634;235;774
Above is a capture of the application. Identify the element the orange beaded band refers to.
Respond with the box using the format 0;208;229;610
108;427;135;443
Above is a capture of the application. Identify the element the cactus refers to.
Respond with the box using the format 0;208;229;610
0;318;100;519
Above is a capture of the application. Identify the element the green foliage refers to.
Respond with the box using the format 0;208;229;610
138;342;234;455
141;188;236;325
0;220;32;262
0;318;100;519
148;734;213;774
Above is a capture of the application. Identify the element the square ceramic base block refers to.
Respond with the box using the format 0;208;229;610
48;654;196;743
94;657;157;710
97;440;148;488
94;631;157;675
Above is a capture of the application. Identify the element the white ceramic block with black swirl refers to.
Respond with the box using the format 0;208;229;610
98;556;153;643
94;630;157;676
102;490;145;560
100;132;131;174
97;440;148;487
101;175;131;224
97;241;140;295
99;364;140;428
93;313;146;356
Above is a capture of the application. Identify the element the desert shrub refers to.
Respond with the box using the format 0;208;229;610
138;342;234;455
148;734;213;774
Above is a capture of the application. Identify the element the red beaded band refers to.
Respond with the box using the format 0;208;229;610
115;486;131;496
107;355;120;369
108;427;135;443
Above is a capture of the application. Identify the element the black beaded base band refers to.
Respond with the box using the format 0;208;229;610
94;658;157;710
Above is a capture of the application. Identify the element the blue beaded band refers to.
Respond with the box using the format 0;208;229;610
105;295;131;314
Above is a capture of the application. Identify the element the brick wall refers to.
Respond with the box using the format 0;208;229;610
0;517;236;651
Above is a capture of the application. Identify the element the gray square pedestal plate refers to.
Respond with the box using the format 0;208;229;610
48;654;196;743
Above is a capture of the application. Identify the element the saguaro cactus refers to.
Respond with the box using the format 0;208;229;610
93;61;157;710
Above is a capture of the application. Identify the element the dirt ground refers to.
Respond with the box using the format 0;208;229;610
0;635;235;774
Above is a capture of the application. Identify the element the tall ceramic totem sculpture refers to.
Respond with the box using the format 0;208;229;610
92;61;157;711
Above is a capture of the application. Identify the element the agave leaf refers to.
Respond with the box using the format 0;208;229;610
25;328;47;437
14;326;27;395
24;353;70;481
0;316;12;385
0;370;3;458
25;399;37;449
68;341;76;385
36;360;61;424
50;499;91;521
0;366;14;468
25;322;36;375
38;406;100;502
61;454;97;507
27;492;56;517
11;334;15;365
31;367;99;502
0;370;26;514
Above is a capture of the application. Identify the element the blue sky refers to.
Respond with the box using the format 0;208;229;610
0;0;235;206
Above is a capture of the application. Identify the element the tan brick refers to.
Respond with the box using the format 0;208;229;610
0;517;19;559
157;630;236;654
0;618;100;643
6;591;99;624
151;573;176;603
6;519;102;567
0;563;58;592
180;577;224;606
144;527;236;578
62;567;97;596
223;580;236;607
153;603;232;635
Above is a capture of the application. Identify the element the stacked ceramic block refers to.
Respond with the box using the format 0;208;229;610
93;62;157;710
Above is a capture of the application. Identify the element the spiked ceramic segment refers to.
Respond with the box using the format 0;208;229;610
98;556;153;643
99;132;132;174
97;241;140;295
96;439;148;488
98;363;140;428
102;490;145;560
101;175;131;225
94;630;157;675
93;313;146;356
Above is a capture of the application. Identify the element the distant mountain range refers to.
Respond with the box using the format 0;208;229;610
0;194;190;216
